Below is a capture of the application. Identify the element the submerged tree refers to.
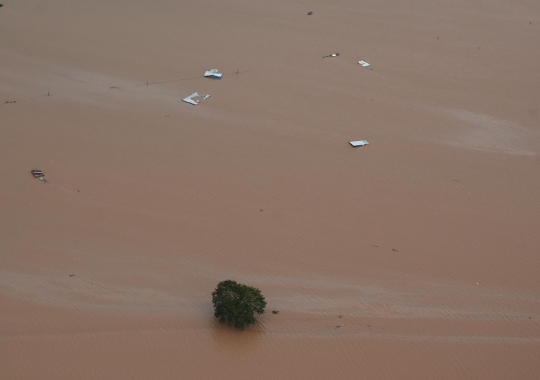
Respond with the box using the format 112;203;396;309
212;280;266;329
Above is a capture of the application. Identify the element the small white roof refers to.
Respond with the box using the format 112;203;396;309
350;140;369;147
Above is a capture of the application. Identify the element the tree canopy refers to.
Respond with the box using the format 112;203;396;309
212;280;267;329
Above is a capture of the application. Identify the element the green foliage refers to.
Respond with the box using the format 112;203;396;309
272;310;279;314
212;280;266;329
0;4;4;7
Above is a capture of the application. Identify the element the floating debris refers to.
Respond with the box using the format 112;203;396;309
323;53;339;58
349;140;369;147
204;69;222;79
182;93;199;105
31;169;48;183
31;169;44;178
358;60;370;67
182;92;210;106
308;11;313;15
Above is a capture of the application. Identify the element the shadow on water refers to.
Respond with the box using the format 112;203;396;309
210;318;265;353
